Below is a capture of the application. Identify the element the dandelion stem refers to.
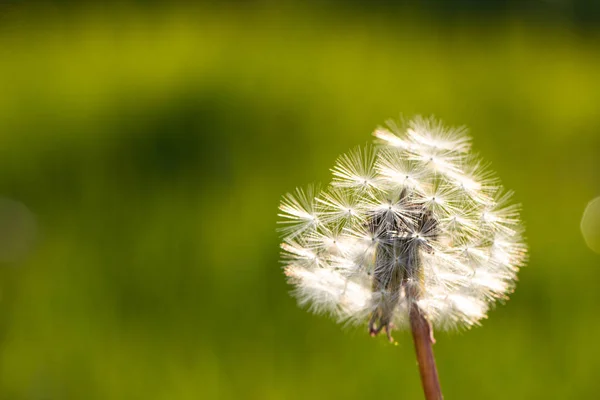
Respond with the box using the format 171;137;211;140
409;302;443;400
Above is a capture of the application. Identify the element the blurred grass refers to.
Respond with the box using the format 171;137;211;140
0;3;599;399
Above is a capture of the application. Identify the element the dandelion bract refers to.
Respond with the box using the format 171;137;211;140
278;117;527;339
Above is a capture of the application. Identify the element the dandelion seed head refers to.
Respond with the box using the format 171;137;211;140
278;116;527;333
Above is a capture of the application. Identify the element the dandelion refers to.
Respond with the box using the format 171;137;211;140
278;116;527;400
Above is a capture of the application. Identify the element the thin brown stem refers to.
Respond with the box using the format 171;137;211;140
409;303;443;400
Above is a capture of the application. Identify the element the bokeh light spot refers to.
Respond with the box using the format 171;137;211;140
581;197;600;254
0;198;37;263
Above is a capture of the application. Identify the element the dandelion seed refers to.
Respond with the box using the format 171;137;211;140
277;185;321;238
278;116;527;400
331;145;381;191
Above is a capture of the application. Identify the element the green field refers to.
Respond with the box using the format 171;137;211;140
0;4;599;399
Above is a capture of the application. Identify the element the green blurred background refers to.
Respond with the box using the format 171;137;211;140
0;1;599;399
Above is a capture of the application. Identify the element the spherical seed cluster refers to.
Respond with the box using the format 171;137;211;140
278;117;527;335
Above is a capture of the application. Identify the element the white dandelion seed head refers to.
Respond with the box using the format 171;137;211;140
278;116;527;334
